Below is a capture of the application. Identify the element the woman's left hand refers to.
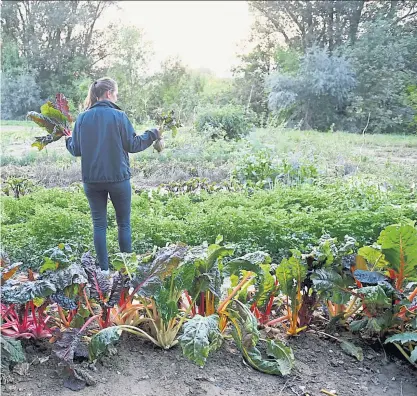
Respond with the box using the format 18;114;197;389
155;128;162;140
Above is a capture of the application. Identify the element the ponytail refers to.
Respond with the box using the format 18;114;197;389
83;77;117;110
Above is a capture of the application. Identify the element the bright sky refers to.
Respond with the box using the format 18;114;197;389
108;1;254;77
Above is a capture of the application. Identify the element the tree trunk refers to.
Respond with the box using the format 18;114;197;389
328;1;335;51
349;0;365;45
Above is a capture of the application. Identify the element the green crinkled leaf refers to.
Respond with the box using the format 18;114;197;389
43;263;88;291
69;314;86;329
251;264;277;309
340;340;363;361
89;326;123;361
31;138;50;151
1;335;26;373
223;251;271;277
133;244;188;297
215;235;223;245
265;339;295;375
154;285;179;323
350;318;368;332
69;306;90;328
206;244;235;269
378;224;417;281
311;268;353;304
227;300;294;375
184;243;229;297
276;256;307;297
112;253;138;278
366;318;382;333
41;244;73;273
353;270;387;285
358;285;391;307
174;260;197;292
1;278;56;304
384;332;417;345
40;258;59;273
154;258;198;324
41;101;68;124
309;236;338;267
358;246;388;270
27;112;57;134
179;314;223;367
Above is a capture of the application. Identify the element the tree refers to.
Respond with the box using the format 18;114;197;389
106;26;152;123
1;0;119;117
248;1;417;52
145;57;205;123
268;46;356;130
248;1;367;51
232;19;280;123
344;18;417;133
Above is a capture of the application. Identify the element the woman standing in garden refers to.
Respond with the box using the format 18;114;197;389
65;77;161;274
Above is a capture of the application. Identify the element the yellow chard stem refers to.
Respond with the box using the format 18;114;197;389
217;272;253;314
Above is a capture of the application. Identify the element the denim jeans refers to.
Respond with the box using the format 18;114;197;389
83;180;132;270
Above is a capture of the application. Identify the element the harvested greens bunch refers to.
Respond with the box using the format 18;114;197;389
153;110;181;153
27;93;73;151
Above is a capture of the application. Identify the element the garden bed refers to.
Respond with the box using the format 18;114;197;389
3;331;416;396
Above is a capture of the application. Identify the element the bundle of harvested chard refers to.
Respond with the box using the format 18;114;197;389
27;93;73;151
153;110;181;153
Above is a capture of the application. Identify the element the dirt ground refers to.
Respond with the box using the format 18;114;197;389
2;329;416;396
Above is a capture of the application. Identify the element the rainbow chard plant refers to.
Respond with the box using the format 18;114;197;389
181;237;235;317
349;224;417;335
1;245;88;340
179;249;293;372
267;253;308;335
248;262;279;325
1;268;55;339
27;93;73;151
87;244;190;354
179;299;294;375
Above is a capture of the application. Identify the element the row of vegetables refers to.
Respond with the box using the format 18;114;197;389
1;223;416;388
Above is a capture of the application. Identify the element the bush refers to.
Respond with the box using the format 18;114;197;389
195;105;254;140
267;46;356;131
343;19;417;134
231;150;319;189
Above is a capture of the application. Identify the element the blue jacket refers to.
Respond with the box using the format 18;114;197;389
66;100;158;183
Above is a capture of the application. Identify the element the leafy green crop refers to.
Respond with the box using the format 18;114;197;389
27;93;73;150
179;314;223;367
1;335;26;374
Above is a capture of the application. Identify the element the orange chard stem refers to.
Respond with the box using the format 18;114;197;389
83;289;95;316
265;314;290;327
327;301;335;317
57;306;69;327
408;287;417;302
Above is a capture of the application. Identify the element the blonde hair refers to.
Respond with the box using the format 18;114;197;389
84;77;117;110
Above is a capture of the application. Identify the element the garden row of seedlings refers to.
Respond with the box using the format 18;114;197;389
1;224;416;389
